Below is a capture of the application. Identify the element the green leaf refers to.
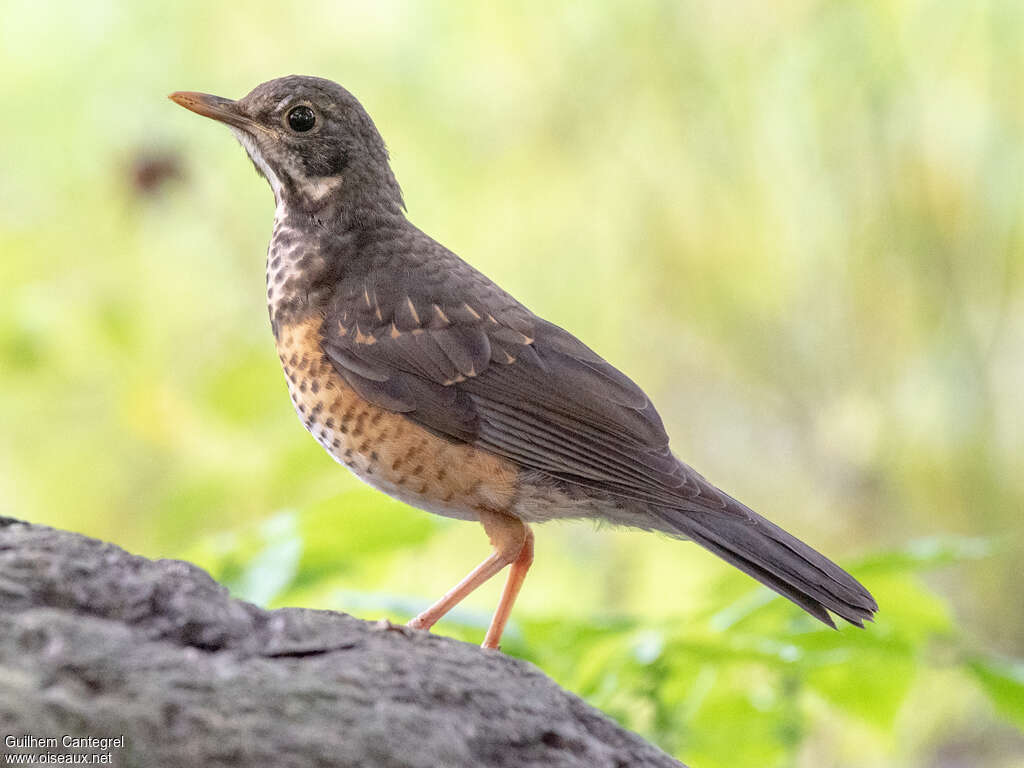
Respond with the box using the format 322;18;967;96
232;512;303;605
179;487;438;605
805;652;916;728
968;656;1024;729
288;487;437;594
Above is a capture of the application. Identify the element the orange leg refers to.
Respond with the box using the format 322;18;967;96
482;526;534;650
407;509;534;650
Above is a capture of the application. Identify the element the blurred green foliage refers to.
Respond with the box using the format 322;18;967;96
1;1;1022;766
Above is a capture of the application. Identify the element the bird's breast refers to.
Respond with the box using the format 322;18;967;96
273;315;520;522
265;209;337;335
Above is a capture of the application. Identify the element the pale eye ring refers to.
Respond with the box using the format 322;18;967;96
286;105;315;132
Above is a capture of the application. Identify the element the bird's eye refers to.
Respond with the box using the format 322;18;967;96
286;105;316;132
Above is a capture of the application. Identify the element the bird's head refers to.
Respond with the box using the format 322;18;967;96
170;75;404;217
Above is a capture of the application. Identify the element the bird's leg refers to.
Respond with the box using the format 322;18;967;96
407;509;531;649
481;526;534;650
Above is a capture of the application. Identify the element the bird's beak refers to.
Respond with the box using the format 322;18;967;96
169;91;256;132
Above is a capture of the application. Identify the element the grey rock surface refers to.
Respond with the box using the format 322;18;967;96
0;518;684;767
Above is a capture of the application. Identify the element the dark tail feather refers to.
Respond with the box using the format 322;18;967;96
651;501;878;628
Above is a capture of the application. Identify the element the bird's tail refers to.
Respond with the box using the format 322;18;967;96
651;497;878;628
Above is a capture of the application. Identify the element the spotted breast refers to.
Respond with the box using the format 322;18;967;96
267;204;519;521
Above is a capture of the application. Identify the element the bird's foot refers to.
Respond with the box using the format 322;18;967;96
406;615;433;632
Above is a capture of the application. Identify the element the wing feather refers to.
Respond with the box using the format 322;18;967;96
319;230;691;505
324;282;693;505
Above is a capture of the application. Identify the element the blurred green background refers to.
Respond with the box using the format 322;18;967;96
2;1;1022;766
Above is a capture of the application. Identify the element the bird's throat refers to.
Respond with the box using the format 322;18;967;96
231;128;284;201
264;200;335;336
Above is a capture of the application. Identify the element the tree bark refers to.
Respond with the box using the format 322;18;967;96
0;518;683;767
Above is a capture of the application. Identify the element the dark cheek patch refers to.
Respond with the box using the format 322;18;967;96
300;139;348;177
328;146;349;174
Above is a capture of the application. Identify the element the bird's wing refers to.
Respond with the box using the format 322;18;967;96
321;237;880;627
321;238;714;508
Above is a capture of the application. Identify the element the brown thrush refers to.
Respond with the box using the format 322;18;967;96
170;76;877;650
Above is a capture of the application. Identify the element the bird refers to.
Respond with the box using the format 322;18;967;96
170;75;877;650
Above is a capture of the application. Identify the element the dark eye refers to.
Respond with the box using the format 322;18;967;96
287;105;316;132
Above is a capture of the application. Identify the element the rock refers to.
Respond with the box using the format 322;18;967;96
0;518;683;767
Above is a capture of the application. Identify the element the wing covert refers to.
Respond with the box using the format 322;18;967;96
321;238;697;507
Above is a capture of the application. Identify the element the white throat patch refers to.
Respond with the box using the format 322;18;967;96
305;176;344;203
230;128;283;202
